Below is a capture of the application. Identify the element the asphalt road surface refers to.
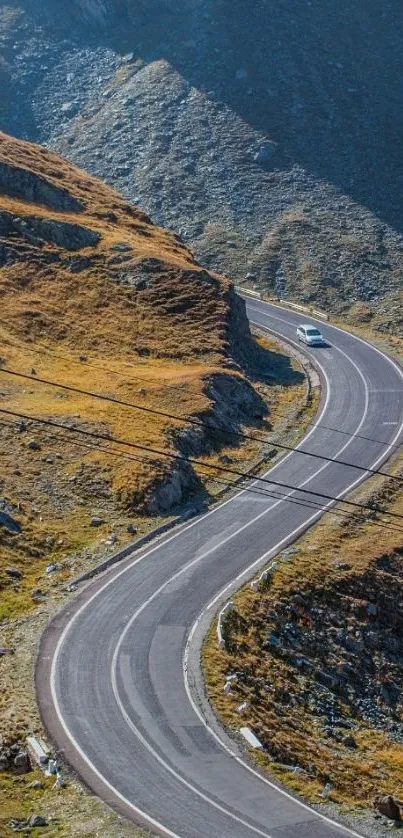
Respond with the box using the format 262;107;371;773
37;300;403;838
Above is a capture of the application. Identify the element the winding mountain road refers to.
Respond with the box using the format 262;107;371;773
37;300;403;838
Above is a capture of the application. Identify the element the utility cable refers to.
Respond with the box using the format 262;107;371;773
1;367;402;485
0;330;401;451
1;406;402;523
0;415;401;533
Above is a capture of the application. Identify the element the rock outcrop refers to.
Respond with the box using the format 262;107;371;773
0;160;83;212
1;211;100;249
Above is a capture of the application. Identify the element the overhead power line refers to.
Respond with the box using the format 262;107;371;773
0;367;402;485
0;415;401;534
0;329;401;451
1;406;402;525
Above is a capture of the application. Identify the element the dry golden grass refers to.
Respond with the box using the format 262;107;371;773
0;130;255;620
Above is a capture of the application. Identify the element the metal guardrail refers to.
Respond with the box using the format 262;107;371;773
279;299;329;321
235;286;262;300
235;287;329;321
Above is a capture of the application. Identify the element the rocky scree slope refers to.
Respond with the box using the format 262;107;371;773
0;129;272;620
203;464;403;820
1;0;403;333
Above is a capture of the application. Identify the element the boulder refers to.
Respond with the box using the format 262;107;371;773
46;563;62;574
28;780;42;789
0;500;21;533
253;142;276;163
342;734;357;749
374;795;401;821
5;567;23;579
14;750;30;774
67;256;92;272
10;213;100;251
35;218;100;250
111;242;132;252
90;516;104;527
28;815;47;827
60;101;78;117
0;751;10;771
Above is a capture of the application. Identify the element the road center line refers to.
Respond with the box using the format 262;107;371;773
47;308;403;838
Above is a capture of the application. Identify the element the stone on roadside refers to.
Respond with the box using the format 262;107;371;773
14;750;30;773
127;523;137;535
374;795;401;821
27;439;41;451
28;780;42;789
90;516;104;527
28;814;47;827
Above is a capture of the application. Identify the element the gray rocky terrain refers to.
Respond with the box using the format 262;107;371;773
1;0;403;332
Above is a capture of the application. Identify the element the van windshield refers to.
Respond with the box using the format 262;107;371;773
306;328;321;336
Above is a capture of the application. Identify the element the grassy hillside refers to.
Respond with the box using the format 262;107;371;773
0;129;312;625
0;129;272;619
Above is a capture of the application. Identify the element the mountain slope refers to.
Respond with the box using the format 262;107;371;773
0;130;284;619
1;1;403;333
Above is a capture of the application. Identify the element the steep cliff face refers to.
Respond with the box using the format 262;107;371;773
1;1;403;332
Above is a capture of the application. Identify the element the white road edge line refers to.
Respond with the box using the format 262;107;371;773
49;324;332;838
109;326;371;837
48;312;403;838
48;320;337;837
247;299;403;381
183;325;403;838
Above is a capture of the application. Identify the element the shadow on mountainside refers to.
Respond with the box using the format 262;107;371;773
38;0;403;236
124;0;403;234
5;1;403;233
